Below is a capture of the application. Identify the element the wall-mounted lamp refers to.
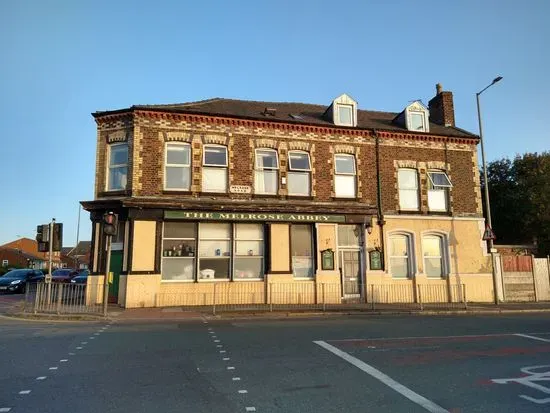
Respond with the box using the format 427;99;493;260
365;221;373;235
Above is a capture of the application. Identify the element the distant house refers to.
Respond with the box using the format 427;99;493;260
0;238;62;269
60;241;91;269
0;247;46;270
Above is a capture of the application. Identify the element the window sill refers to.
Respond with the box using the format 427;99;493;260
252;193;279;199
233;278;264;282
163;190;192;195
293;277;315;281
200;192;230;197
97;190;130;197
198;278;230;282
427;210;451;216
161;279;195;283
332;197;359;201
397;210;422;215
287;195;314;201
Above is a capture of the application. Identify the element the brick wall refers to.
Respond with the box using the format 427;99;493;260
93;111;481;217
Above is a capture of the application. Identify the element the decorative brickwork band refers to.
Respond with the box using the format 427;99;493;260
164;131;192;142
107;130;128;143
202;134;229;145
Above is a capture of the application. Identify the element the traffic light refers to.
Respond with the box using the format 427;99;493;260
52;223;63;252
103;212;118;237
36;224;49;252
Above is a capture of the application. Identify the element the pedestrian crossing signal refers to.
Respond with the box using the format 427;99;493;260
483;225;496;241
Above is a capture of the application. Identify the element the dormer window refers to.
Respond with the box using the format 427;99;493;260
337;104;354;126
328;94;358;127
402;101;430;133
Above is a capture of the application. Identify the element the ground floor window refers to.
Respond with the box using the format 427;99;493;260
291;224;314;278
162;222;265;281
422;234;447;278
389;233;413;278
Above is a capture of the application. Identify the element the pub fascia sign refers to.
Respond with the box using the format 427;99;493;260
165;210;346;223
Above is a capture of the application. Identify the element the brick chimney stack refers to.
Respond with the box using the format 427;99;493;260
428;83;455;127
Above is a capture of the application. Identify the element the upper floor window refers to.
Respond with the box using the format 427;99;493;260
337;104;354;126
334;154;356;198
287;151;311;196
404;101;430;133
202;145;228;193
410;112;426;132
389;233;413;279
254;149;278;195
427;171;452;212
422;234;448;278
107;143;128;191
165;143;191;190
398;168;419;211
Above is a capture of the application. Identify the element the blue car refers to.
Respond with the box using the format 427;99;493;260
70;269;89;285
0;269;44;293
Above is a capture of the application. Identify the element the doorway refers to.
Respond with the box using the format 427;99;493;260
337;225;363;298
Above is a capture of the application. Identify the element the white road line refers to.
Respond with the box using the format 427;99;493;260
223;357;230;361
18;390;31;395
515;333;550;343
220;350;226;353
81;342;87;344
314;340;449;413
60;359;68;362
329;332;514;343
49;367;58;370
90;337;95;339
0;408;11;412
238;390;248;394
36;377;46;380
217;345;223;348
232;377;241;381
76;347;83;350
245;407;256;412
214;340;220;343
69;352;75;355
227;366;235;370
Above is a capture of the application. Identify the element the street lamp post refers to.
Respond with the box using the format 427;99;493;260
476;75;502;303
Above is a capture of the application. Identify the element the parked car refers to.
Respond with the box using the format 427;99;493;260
51;268;79;283
70;269;89;285
0;269;44;293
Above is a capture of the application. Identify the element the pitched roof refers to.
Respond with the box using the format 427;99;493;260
94;98;477;138
0;246;45;261
67;241;91;257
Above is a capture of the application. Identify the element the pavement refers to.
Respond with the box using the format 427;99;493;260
2;310;550;412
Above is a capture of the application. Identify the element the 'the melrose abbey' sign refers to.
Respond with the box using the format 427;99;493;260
165;211;346;223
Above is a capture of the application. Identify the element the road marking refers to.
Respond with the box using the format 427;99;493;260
232;377;241;381
60;359;68;362
220;350;226;353
212;336;217;339
227;366;235;370
49;367;58;370
69;352;75;355
36;377;46;380
515;334;550;343
238;390;248;394
223;357;230;361
81;341;88;344
314;340;449;413
0;408;11;412
94;333;100;335
492;364;550;404
209;331;215;334
18;390;31;395
245;407;256;412
76;347;83;350
214;340;221;343
90;337;95;339
217;345;223;348
330;332;515;343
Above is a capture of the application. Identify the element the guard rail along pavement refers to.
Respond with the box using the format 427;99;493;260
156;282;469;315
23;282;104;315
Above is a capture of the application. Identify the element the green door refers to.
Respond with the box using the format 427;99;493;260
109;251;123;303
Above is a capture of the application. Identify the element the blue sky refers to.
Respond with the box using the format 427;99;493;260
1;0;549;246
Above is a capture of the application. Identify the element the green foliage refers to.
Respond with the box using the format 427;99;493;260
484;152;550;256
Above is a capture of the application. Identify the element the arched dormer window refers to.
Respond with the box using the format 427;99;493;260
328;94;358;127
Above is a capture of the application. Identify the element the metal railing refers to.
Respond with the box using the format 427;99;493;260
156;282;468;314
24;282;104;315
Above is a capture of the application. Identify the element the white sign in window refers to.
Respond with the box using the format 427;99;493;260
202;145;228;193
107;143;128;191
254;149;279;194
398;169;419;210
291;225;314;278
165;143;191;190
288;151;311;196
334;154;356;198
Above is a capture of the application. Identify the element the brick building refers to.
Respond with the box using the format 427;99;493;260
82;85;493;308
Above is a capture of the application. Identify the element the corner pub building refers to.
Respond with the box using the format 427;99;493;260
82;85;495;308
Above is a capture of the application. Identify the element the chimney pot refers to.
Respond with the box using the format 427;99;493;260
436;83;443;95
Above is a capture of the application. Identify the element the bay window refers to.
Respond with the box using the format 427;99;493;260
202;145;228;192
254;149;279;194
287;151;311;196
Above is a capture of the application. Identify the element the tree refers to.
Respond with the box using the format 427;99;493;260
483;152;550;256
